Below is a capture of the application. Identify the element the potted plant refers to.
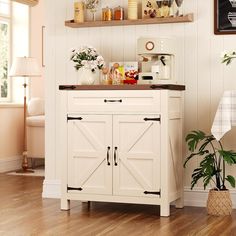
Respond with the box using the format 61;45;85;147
184;130;236;216
70;46;105;85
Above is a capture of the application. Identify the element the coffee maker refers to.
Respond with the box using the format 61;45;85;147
137;37;176;84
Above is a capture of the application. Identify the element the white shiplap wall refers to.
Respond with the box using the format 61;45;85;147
43;0;236;200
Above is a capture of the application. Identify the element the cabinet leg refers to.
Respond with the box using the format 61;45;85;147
175;197;184;209
160;204;170;217
61;199;70;211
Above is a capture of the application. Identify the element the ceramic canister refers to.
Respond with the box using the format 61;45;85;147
128;0;138;20
74;1;84;23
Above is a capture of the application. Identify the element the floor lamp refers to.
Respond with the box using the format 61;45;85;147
9;57;41;173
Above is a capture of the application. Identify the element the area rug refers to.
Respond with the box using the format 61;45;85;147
7;167;44;177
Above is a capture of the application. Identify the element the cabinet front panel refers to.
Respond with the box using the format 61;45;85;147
68;91;160;113
67;115;112;195
113;115;161;198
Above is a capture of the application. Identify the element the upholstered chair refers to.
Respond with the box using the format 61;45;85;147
26;98;45;164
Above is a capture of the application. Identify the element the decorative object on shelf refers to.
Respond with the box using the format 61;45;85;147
214;0;236;35
102;7;112;21
184;130;236;216
70;46;105;85
114;6;124;20
9;57;41;173
74;1;85;23
110;63;123;85
84;0;100;21
174;0;184;16
142;0;184;18
221;51;236;65
128;0;138;20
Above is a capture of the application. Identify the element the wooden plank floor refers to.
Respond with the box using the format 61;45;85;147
0;174;236;236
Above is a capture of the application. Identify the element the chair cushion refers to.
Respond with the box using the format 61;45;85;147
28;98;44;116
27;115;45;127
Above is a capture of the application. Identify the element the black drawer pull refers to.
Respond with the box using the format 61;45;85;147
67;117;83;121
144;191;160;196
104;99;122;103
144;118;160;122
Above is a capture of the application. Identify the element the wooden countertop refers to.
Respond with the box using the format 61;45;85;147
59;84;186;91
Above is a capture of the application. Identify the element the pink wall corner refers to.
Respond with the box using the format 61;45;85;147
30;0;44;99
0;107;24;159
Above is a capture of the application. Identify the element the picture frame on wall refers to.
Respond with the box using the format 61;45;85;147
214;0;236;34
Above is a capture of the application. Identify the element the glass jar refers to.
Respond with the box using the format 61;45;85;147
101;68;111;85
114;6;124;20
102;7;112;21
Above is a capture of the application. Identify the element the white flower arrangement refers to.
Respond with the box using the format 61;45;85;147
70;46;105;72
222;51;236;65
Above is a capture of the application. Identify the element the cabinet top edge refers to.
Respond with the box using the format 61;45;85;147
59;84;186;91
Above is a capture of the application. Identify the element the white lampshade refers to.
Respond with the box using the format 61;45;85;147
9;57;41;77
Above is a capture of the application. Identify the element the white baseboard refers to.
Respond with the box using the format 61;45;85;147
42;181;236;208
184;187;236;208
0;156;22;173
42;179;61;199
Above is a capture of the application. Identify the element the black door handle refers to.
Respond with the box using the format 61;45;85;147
104;99;122;103
107;146;111;166
114;147;118;166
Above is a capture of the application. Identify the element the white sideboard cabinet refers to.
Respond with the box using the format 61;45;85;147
59;84;185;217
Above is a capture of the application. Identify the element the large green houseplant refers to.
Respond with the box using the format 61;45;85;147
184;130;236;215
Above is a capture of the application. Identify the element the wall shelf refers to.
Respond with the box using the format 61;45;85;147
65;13;194;28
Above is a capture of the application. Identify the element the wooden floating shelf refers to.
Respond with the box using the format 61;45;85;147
65;13;194;28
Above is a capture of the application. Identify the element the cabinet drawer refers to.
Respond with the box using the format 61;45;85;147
68;91;160;113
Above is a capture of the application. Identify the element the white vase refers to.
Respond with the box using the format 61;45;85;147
77;67;96;85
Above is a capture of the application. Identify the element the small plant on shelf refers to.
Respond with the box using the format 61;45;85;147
84;0;100;21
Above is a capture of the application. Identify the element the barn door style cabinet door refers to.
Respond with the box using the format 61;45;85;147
67;114;160;197
59;86;185;217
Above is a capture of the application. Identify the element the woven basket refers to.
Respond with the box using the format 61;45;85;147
207;189;232;216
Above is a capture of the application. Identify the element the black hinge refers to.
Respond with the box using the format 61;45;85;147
144;191;161;196
59;85;76;90
144;118;161;122
67;187;83;191
67;117;83;121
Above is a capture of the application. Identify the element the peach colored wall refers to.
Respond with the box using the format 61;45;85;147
30;0;44;99
0;107;24;159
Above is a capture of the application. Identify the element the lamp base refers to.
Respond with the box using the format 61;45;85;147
16;151;35;173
